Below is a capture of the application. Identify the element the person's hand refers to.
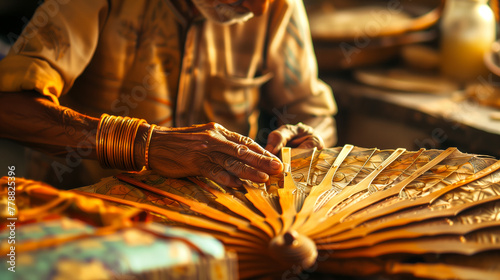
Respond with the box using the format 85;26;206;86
147;122;283;188
265;123;325;155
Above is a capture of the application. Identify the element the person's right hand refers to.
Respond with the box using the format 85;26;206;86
147;122;284;188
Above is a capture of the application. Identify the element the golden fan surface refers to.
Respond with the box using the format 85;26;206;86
76;146;500;279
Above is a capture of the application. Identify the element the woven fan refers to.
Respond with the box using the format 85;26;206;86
76;145;500;279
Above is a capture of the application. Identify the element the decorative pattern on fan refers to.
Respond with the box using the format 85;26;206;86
76;145;500;279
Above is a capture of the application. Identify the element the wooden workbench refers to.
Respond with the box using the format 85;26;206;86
323;73;500;158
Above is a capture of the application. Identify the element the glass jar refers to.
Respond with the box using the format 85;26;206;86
440;0;496;82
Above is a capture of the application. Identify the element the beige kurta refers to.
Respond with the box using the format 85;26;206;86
0;0;336;187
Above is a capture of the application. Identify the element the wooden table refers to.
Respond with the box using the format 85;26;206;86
323;73;500;158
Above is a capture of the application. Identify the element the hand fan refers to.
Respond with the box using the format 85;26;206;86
76;145;500;279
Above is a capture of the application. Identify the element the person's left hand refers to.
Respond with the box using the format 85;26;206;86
264;123;325;155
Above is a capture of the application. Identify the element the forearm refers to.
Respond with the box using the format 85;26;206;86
0;91;150;169
0;91;100;158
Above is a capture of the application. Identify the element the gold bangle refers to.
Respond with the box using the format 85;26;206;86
121;117;133;170
96;114;110;167
96;114;147;171
145;124;157;170
130;119;147;171
107;116;120;168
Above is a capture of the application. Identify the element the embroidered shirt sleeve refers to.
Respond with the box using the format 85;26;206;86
0;0;109;104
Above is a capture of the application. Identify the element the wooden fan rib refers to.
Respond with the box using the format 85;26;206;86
327;240;500;258
278;194;297;234
340;148;457;223
298;147;382;234
206;230;269;249
321;228;500;258
278;147;298;233
301;148;408;234
305;148;457;238
316;218;500;250
189;177;275;239
215;238;265;250
313;158;489;243
320;148;406;216
244;185;282;235
372;148;426;188
322;158;500;242
219;193;273;235
310;145;355;198
73;190;250;240
114;174;270;241
292;144;354;230
429;159;500;204
288;147;320;212
213;191;275;239
304;147;318;187
316;191;500;246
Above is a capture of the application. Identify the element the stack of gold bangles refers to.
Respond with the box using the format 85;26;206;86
96;114;152;171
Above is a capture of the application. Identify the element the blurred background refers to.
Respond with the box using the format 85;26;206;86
304;0;500;158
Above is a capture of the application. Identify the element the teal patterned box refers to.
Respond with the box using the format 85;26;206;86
0;217;237;280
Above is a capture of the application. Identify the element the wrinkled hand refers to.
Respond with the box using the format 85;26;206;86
147;123;283;188
265;123;325;155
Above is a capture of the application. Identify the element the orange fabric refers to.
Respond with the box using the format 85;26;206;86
0;0;109;101
0;56;63;104
0;176;147;228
